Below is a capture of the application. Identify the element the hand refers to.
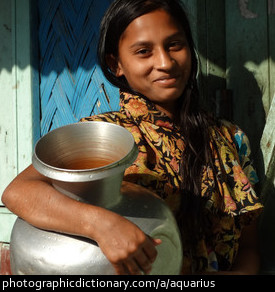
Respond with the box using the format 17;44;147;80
94;210;162;275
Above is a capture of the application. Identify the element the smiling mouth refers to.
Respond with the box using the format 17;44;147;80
154;76;180;86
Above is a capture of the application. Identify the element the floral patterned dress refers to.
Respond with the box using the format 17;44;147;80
81;91;263;274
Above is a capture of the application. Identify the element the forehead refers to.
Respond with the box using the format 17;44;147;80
120;9;185;43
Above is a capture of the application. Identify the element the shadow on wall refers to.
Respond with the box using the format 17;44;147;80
189;0;275;274
225;0;275;274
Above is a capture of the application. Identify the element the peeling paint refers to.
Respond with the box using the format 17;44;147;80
12;81;19;90
239;0;258;19
4;131;8;144
3;24;11;33
269;0;275;14
239;0;275;18
0;243;12;275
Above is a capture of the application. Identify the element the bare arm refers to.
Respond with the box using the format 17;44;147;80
2;165;160;275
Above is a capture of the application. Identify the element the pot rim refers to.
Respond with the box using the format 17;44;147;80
32;121;138;182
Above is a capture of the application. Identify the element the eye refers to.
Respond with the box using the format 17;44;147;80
168;41;185;51
135;48;152;57
137;49;149;54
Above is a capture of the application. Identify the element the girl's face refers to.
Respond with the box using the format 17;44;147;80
115;9;192;117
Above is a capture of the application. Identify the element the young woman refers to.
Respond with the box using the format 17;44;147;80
2;0;263;275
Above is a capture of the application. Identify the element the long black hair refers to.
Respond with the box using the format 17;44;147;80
98;0;216;246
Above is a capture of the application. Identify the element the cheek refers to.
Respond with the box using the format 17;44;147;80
122;62;151;85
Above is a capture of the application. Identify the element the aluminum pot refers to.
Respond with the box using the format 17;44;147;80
10;121;182;275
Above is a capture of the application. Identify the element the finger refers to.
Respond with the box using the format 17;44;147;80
143;237;159;263
113;262;131;275
152;238;162;246
124;258;143;275
134;251;152;275
148;235;162;246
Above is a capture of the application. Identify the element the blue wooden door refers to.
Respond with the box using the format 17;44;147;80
38;0;119;136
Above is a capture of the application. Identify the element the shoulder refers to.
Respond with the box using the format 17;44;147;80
80;112;142;141
80;111;131;127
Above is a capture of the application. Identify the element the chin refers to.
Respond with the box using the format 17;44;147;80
155;91;183;103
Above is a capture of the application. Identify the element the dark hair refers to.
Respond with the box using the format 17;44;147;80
98;0;216;246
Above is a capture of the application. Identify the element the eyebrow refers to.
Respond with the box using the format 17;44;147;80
129;41;152;50
129;32;187;50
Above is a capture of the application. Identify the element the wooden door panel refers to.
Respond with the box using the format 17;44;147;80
38;0;118;136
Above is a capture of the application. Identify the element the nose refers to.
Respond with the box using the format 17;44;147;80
154;48;174;71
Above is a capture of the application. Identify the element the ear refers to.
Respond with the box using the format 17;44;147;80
106;54;124;77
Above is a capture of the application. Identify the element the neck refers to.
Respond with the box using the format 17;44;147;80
155;103;175;120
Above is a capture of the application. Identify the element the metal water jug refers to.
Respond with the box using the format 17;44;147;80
10;121;182;275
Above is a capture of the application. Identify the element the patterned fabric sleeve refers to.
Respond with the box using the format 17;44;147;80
203;122;263;270
232;125;259;186
225;122;263;228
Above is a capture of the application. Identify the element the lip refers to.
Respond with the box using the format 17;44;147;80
153;75;180;86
